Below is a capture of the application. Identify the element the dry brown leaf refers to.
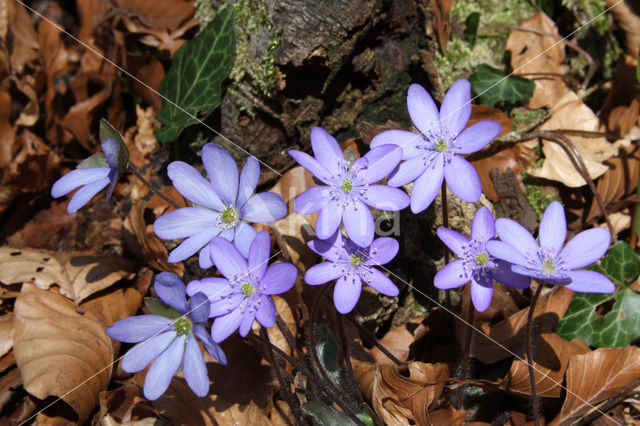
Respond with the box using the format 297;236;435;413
468;105;514;139
432;0;455;52
552;346;640;425
369;316;430;367
605;0;640;56
461;283;529;324
115;0;195;31
0;312;13;358
264;295;297;356
500;333;590;398
0;367;22;413
0;246;135;304
0;90;13;169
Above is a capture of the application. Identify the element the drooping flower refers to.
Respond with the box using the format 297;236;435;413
51;137;125;213
370;79;502;213
186;231;297;343
485;201;615;292
304;231;400;314
434;206;530;312
289;127;409;247
154;143;287;268
106;272;227;401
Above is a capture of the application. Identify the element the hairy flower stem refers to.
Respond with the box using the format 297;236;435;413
276;313;304;361
441;183;452;309
335;310;363;405
455;294;475;408
526;282;544;426
127;163;181;210
344;314;407;366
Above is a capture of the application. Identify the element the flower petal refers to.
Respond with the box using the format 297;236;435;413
240;192;287;223
154;272;188;313
433;260;469;289
209;293;243;317
154;208;220;239
440;78;472;136
186;277;229;300
560;227;611;270
193;324;227;365
361;145;403;184
210;236;249;279
183;334;209;397
492;260;531;289
262;262;298;295
387;155;429;187
494;218;539;259
167;161;224;211
485;240;530;266
294;186;330;214
199;244;214;269
120;331;175;373
316;201;343;240
247;230;270;282
471;206;495;242
343;201;375;247
143;334;186;401
67;177;110;213
238;309;257;337
565;270;615;293
305;261;343;285
102;138;120;170
444;155;481;203
256;295;276;328
368;237;399;265
234;221;257;258
288;150;333;185
202;143;239;205
365;268;399;296
307;232;343;261
51;168;110;198
436;227;469;258
211;308;243;343
455;120;502;154
539;201;566;255
410;155;444;213
333;274;362;314
362;185;410;211
167;228;219;264
311;127;344;175
106;315;173;343
237;156;260;208
370;130;425;160
511;265;571;285
189;292;211;324
407;83;439;136
470;275;493;312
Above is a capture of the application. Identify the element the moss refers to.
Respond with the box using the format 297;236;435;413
523;171;561;219
562;0;608;35
510;108;547;130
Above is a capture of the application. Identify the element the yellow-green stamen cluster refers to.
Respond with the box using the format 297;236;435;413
435;138;448;153
241;282;256;297
542;258;556;275
341;178;354;193
173;317;192;336
349;254;363;267
475;252;489;266
221;206;239;224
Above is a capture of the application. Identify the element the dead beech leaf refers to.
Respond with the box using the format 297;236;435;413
605;0;640;56
264;295;297;356
461;283;529;323
552;346;640;425
0;313;13;358
467;105;513;139
501;333;590;398
432;0;454;52
369;316;430;367
115;0;195;31
0;246;135;304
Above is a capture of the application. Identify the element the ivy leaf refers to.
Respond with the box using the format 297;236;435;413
155;6;236;143
469;64;535;107
555;241;640;347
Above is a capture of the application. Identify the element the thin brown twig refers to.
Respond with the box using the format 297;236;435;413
526;283;544;426
127;164;181;210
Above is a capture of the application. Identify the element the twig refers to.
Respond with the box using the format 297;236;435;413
526;282;544;426
127;164;181;210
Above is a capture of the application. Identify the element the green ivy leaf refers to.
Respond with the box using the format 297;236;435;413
555;241;640;347
468;64;535;107
464;12;480;49
155;6;236;143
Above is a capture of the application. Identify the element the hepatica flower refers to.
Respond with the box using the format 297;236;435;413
435;207;530;312
486;201;615;293
304;231;400;314
290;127;409;247
186;231;297;343
154;144;287;268
51;137;125;213
106;272;226;401
371;79;502;213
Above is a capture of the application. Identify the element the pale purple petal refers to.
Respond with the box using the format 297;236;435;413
51;167;110;198
102;138;120;170
209;293;243;317
104;168;118;208
289;150;333;185
444;155;481;203
202;143;239;205
256;295;276;328
455;121;502;154
343;201;375;247
492;260;530;289
248;230;270;281
316;201;343;240
436;227;469;258
494;218;539;260
387;155;429;187
360;145;403;184
294;186;330;214
240;192;287;223
238;310;257;337
305;262;343;285
470;274;493;312
368;237;399;265
539;201;566;255
440;78;472;136
370;130;425;160
511;265;571;285
154;272;188;313
234;222;257;258
183;334;209;396
143;335;185;401
153;208;220;239
106;315;172;343
333;274;362;314
186;277;229;299
199;244;214;269
210;237;249;279
121;331;175;373
211;308;243;343
237;156;260;208
307;232;343;261
363;185;410;211
471;206;495;242
560;227;611;270
262;263;298;295
485;240;530;267
167;161;224;211
189;292;210;324
194;324;227;364
565;270;615;293
365;268;399;296
410;155;444;213
407;83;439;136
311;127;344;175
167;228;219;264
67;177;110;213
434;260;469;289
219;227;235;242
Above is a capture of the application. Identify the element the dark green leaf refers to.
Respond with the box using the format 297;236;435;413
469;64;535;107
302;402;359;426
464;12;480;49
77;153;108;169
315;331;340;388
99;118;129;165
144;297;181;320
155;6;236;142
555;241;640;347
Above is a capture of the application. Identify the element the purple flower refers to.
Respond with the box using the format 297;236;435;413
289;127;409;247
370;79;502;213
186;231;297;343
304;231;400;314
51;138;123;213
485;201;616;292
106;272;226;400
434;207;530;312
154;143;287;268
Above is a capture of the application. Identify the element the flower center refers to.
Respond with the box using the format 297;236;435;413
221;206;239;225
349;254;363;267
435;138;448;153
173;317;192;336
241;282;256;297
341;178;353;194
475;252;489;265
542;258;556;275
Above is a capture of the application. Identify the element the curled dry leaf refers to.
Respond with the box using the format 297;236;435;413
0;313;14;358
552;346;640;425
0;246;135;304
461;283;529;324
114;0;195;31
